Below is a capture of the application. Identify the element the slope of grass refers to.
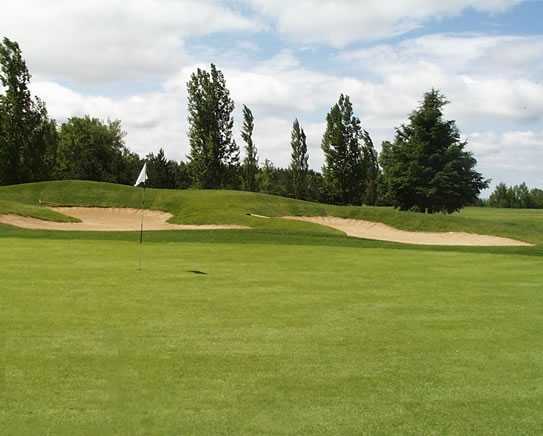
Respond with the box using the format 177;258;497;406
0;199;80;222
2;238;542;435
1;180;542;245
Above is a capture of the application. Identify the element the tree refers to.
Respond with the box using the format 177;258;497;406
289;119;309;199
241;105;258;192
488;182;543;209
321;94;373;205
187;64;236;189
362;130;379;205
0;37;57;185
257;159;274;194
146;148;177;189
380;90;488;213
55;116;129;183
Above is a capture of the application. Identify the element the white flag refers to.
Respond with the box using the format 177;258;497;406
134;163;148;187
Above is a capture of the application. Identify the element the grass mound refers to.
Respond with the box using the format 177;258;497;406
1;180;542;245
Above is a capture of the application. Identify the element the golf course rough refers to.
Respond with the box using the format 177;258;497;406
1;180;543;435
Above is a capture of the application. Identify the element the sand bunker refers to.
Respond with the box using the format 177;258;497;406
284;216;532;247
0;207;249;232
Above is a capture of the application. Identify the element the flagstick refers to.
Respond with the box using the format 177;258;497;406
139;183;146;271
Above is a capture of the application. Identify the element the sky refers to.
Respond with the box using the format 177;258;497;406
1;0;542;190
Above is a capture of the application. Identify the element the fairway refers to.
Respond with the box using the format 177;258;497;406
1;183;543;435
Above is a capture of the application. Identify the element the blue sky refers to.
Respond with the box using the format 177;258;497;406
1;0;542;190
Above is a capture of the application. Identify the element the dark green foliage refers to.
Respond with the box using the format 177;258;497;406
241;105;258;192
146;148;175;189
172;161;192;190
305;169;325;203
380;90;488;213
257;159;288;197
487;182;543;209
0;37;58;185
321;94;375;205
256;158;324;203
55;116;138;184
362;130;379;206
187;64;236;189
289;119;309;199
144;149;192;189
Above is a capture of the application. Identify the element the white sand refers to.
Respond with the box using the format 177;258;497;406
283;216;532;247
0;207;249;232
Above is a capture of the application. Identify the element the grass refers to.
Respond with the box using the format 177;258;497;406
1;181;543;434
0;199;80;223
1;238;542;435
1;180;543;245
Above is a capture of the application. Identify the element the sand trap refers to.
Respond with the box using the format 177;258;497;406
0;207;249;232
284;216;532;247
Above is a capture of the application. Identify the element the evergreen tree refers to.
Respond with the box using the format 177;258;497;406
0;38;57;185
146;148;176;189
186;64;236;189
321;94;370;205
381;89;488;213
241;105;258;192
289;119;309;199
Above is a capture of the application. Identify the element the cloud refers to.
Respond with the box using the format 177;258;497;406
243;0;520;46
1;0;259;83
29;31;543;189
341;34;543;127
468;131;543;188
32;80;187;159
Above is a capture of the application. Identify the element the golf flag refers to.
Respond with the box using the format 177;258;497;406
134;163;148;187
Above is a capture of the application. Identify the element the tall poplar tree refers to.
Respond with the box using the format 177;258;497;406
362;130;379;205
0;38;57;185
241;105;258;192
321;94;372;205
289;119;309;199
186;64;236;189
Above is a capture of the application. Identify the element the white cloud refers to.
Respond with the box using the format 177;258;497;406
341;34;543;126
244;0;520;46
1;0;259;83
469;131;543;188
27;30;543;189
33;80;187;160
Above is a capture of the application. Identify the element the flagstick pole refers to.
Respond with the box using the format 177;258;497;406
139;183;146;271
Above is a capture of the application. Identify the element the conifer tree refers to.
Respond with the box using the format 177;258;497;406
380;89;488;213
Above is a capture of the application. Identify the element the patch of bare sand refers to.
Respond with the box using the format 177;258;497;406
0;207;249;232
283;216;532;247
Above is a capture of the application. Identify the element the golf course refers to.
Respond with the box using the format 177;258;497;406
1;181;542;435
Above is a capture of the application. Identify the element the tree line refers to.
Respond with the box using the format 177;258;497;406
483;183;543;209
1;37;489;213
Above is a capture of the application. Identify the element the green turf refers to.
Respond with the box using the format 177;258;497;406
1;181;543;435
1;180;543;245
1;238;542;435
0;199;80;223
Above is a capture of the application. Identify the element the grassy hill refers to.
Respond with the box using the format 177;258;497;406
1;180;543;245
